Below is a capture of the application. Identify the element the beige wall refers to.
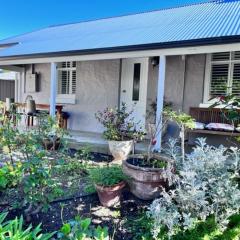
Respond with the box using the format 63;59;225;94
24;60;120;133
23;63;51;104
65;60;120;132
164;54;206;113
22;55;206;133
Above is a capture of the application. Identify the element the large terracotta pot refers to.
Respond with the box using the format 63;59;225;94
108;140;133;162
95;181;126;207
122;154;173;200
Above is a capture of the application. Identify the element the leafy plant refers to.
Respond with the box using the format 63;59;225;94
22;149;63;214
126;211;240;240
0;163;23;191
148;138;240;239
76;145;93;160
163;109;194;162
0;212;55;239
88;165;126;187
58;216;109;240
95;102;145;141
0;107;21;165
35;113;68;151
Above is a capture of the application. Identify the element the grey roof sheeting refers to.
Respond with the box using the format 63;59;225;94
0;0;240;59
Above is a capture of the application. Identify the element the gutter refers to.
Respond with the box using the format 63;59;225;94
0;36;240;61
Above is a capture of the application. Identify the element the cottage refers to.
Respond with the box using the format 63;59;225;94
0;0;240;148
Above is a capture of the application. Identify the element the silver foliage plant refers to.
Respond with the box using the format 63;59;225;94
148;138;240;239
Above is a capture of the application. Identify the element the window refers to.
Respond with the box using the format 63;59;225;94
206;52;240;101
132;63;141;101
57;62;76;95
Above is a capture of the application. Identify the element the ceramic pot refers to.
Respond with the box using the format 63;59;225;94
5;98;14;111
108;140;133;162
123;154;173;200
26;100;36;114
95;181;126;207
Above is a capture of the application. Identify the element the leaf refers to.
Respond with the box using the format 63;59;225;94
61;223;71;235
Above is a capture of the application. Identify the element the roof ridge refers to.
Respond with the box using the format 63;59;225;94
48;1;212;28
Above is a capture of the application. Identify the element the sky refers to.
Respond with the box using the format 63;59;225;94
0;0;209;40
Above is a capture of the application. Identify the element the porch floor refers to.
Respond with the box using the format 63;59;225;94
67;130;149;154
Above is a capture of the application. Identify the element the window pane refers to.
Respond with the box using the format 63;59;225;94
210;64;229;98
132;63;141;101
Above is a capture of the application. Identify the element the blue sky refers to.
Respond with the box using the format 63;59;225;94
0;0;208;40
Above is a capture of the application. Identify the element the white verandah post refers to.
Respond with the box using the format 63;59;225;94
50;62;57;117
155;55;166;151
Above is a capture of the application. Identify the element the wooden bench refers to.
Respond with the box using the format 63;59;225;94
189;107;240;137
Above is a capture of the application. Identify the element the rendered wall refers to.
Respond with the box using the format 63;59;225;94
22;55;206;133
24;60;120;133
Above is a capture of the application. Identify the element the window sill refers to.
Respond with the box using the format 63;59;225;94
56;94;76;104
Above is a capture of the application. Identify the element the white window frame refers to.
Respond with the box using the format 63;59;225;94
57;62;76;104
203;52;240;106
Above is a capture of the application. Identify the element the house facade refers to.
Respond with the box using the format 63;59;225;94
0;1;240;148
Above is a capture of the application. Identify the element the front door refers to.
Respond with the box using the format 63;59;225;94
120;58;149;128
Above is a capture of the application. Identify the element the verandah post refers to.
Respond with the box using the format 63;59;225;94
155;55;166;151
50;62;57;117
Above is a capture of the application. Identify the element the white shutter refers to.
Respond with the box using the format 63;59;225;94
59;70;70;94
233;51;240;61
232;63;240;96
211;52;230;61
58;61;76;94
209;64;229;98
71;70;76;94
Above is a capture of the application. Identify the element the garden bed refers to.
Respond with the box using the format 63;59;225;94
1;189;150;240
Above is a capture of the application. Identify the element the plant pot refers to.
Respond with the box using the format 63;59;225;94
108;140;133;162
122;154;174;200
26;100;36;114
42;137;60;150
95;181;126;207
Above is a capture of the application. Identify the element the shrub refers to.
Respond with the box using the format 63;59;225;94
0;212;54;239
148;138;240;238
58;216;109;240
95;102;145;141
88;165;126;187
0;163;23;191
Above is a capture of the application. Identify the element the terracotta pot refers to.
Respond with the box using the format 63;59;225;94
122;154;174;200
95;181;126;207
108;140;133;162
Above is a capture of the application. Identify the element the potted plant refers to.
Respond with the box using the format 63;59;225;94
88;165;126;207
123;109;194;200
95;103;145;162
35;113;67;150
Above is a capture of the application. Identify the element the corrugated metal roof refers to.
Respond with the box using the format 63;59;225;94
0;0;240;58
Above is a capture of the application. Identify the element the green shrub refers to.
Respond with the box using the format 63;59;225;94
0;163;23;191
0;212;55;239
88;165;126;187
58;216;109;240
126;211;240;240
95;102;145;141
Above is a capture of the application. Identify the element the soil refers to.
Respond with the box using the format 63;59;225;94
1;189;151;240
127;157;167;169
68;149;113;163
